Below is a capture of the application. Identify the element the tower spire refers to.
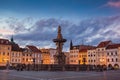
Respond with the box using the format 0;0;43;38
11;35;14;42
70;40;73;50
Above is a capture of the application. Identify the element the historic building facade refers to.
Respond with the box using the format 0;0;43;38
87;40;120;69
40;48;51;64
49;48;57;64
0;39;11;66
26;45;41;65
87;48;96;65
69;40;94;65
0;36;120;69
106;44;120;69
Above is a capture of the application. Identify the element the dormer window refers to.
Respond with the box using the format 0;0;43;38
6;41;8;44
1;40;3;43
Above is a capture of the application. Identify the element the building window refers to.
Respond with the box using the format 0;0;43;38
115;52;117;56
22;58;24;61
12;53;14;56
111;52;113;55
3;52;5;55
102;49;104;51
94;60;95;62
108;59;109;62
91;60;93;62
18;59;20;62
91;54;92;57
107;53;109;56
15;59;17;62
79;55;81;58
12;59;14;62
89;60;90;62
7;53;9;56
26;58;28;62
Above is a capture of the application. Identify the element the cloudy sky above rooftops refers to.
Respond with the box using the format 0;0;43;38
0;0;120;51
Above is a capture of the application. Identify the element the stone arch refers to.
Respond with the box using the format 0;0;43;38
108;64;112;67
108;64;113;70
114;64;119;69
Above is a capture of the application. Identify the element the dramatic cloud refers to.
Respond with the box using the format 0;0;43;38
106;1;120;8
0;15;120;51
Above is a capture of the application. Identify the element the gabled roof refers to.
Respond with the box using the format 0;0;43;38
97;40;112;48
11;43;20;51
26;45;41;53
106;44;120;49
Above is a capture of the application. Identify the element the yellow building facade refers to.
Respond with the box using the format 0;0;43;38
0;39;11;66
78;49;88;65
40;48;50;64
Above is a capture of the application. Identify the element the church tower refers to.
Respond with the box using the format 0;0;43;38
70;40;73;50
11;35;14;43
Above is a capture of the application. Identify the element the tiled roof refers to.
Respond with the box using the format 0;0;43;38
97;40;112;48
79;49;87;52
72;45;95;50
27;45;41;53
79;45;95;50
11;43;22;51
106;44;120;49
0;38;11;45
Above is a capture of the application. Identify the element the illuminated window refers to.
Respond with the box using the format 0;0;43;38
108;59;109;62
3;52;5;55
7;53;9;56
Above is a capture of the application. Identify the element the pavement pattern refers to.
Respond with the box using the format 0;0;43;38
0;70;120;80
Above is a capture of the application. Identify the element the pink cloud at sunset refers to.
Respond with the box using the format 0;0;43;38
0;29;14;36
107;1;120;8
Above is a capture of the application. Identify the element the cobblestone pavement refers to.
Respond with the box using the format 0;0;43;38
0;70;120;80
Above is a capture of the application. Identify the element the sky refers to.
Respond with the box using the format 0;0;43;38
0;0;120;51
